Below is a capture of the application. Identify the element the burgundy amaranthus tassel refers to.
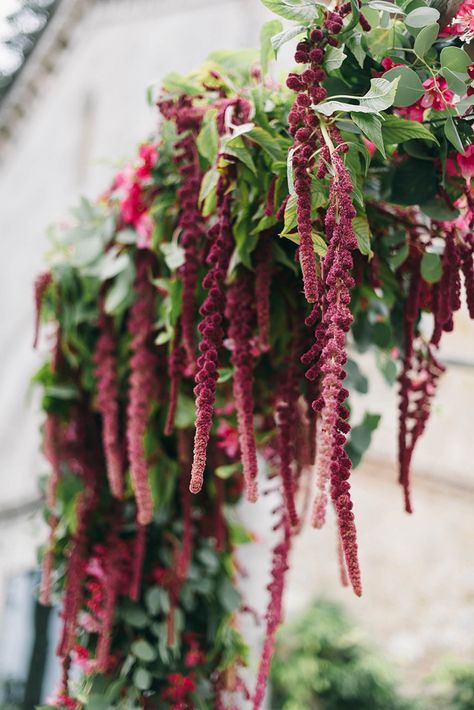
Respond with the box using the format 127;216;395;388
254;235;272;352
303;139;362;596
126;254;158;525
286;7;350;303
431;231;461;346
225;268;259;502
275;350;301;528
190;177;234;494
174;100;207;368
253;511;291;710
93;308;123;499
33;271;52;348
398;253;422;513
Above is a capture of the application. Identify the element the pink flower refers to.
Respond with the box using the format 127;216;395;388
457;143;474;184
136;143;158;179
135;212;154;248
442;0;474;37
420;77;454;110
216;423;239;458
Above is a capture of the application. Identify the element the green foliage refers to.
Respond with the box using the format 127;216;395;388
271;600;414;710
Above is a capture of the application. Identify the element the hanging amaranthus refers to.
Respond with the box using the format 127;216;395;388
93;307;124;499
173;98;207;368
225;268;259;502
190;177;234;494
126;253;158;525
254;234;272;353
33;271;52;348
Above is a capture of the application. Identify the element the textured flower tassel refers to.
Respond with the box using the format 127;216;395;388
190;179;234;493
93;308;124;499
226;268;259;502
126;254;158;524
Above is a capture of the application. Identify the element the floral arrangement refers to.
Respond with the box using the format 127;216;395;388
33;0;473;706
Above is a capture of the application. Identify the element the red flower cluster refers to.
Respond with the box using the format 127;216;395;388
113;143;158;248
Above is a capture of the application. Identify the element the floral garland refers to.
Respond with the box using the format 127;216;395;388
34;0;474;706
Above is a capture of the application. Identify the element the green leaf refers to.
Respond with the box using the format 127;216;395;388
420;200;459;221
133;667;152;691
440;67;468;96
121;605;149;628
315;77;398;116
414;22;439;58
421;252;442;282
218;579;241;613
368;0;403;12
246;127;286;162
352;215;373;255
444;116;465;154
197;109;219;165
199;168;219;212
162;71;201;96
405;6;439;27
216;462;242;479
223;136;257;174
260;19;283;74
440;46;471;73
324;45;347;71
259;0;321;22
381;114;438;144
390;242;409;268
160;242;185;271
382;66;424;107
271;25;306;54
131;639;158;663
352;113;386;157
100;249;131;281
104;261;135;315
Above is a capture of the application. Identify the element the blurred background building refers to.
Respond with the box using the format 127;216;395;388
0;0;473;706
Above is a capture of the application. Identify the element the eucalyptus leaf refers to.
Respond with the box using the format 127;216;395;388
440;67;468;96
440;46;471;73
405;6;439;28
413;22;438;58
444;116;465;154
421;252;442;282
382;66;424;107
131;639;158;663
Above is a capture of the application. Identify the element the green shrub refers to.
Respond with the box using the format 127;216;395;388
270;600;416;710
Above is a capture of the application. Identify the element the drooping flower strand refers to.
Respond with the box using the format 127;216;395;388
129;525;146;602
225;268;259;502
431;231;461;346
190;176;234;494
173;99;207;368
126;253;159;525
33;270;52;348
286;6;351;303
398;252;422;512
254;234;272;352
253;510;291;710
307;137;362;596
92;307;124;499
275;341;301;528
